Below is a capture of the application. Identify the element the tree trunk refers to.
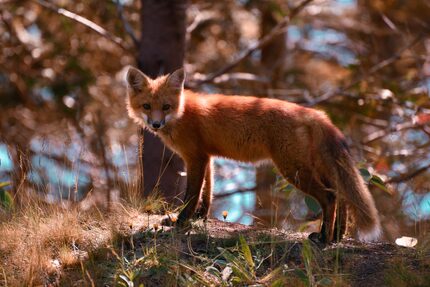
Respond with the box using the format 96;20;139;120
254;3;288;227
260;4;288;88
137;0;187;201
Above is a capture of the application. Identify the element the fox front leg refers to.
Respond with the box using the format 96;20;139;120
177;156;209;226
194;160;213;219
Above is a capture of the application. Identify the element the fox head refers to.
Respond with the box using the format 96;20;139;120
125;67;185;131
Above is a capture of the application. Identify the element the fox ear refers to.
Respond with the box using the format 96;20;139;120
166;68;185;91
126;66;149;92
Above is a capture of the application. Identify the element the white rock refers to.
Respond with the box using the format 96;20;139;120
395;236;418;248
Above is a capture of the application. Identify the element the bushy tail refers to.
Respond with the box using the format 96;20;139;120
324;134;381;242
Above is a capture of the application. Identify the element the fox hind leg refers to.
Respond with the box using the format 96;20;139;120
304;183;348;243
300;178;338;243
272;158;340;243
333;199;348;242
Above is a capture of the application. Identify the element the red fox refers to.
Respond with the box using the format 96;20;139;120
125;66;381;243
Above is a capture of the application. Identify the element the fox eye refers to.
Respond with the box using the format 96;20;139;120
142;103;151;110
162;104;171;111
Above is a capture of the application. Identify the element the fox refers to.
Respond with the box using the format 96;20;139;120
124;66;381;243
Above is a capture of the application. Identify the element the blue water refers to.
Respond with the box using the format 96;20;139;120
336;0;356;6
212;158;256;224
403;188;430;220
0;142;91;200
34;87;54;102
2;140;430;221
0;145;13;172
288;26;356;66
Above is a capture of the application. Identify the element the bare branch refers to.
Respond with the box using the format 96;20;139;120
307;33;424;106
34;0;130;51
186;10;216;35
387;163;430;183
422;125;430;137
362;122;418;144
188;0;313;87
191;72;269;85
214;187;255;199
114;0;139;48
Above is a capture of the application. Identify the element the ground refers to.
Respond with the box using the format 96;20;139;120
1;207;429;287
60;215;430;287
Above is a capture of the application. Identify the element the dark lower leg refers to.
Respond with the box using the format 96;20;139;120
319;194;337;243
333;199;348;242
177;158;208;225
294;173;337;243
272;159;337;243
195;162;212;219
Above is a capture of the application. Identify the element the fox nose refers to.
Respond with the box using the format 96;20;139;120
152;122;161;129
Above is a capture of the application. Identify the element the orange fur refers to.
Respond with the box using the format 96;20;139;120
125;67;381;243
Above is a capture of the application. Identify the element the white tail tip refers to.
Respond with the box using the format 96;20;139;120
358;223;382;242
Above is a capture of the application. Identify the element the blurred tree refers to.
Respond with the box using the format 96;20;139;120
137;0;187;201
253;0;288;228
0;0;138;204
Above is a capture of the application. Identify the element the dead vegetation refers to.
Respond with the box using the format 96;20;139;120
1;197;429;287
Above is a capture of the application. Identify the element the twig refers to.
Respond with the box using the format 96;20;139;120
362;122;417;144
93;110;113;210
186;12;204;35
34;0;129;51
192;72;268;84
186;10;216;43
114;0;139;48
138;127;145;195
213;187;256;199
189;0;313;87
386;162;430;183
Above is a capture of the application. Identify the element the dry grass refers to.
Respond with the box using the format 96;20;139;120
1;189;429;287
1;205;104;285
0;190;165;286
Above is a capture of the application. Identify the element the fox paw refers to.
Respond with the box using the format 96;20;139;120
160;215;192;232
308;232;328;246
193;207;209;220
161;215;175;227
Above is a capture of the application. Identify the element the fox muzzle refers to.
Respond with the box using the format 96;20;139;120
148;118;166;130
